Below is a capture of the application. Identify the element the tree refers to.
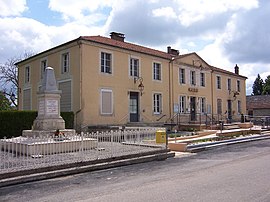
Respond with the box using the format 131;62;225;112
263;75;270;95
0;91;12;110
0;51;34;108
252;74;264;95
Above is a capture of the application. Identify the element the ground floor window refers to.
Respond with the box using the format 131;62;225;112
100;89;113;115
179;95;186;113
59;80;72;112
237;100;241;114
23;88;31;110
199;97;206;113
217;99;222;114
153;93;162;114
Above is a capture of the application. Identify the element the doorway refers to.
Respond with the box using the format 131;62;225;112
129;92;139;122
190;96;196;121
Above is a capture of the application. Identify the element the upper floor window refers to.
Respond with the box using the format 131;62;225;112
200;72;205;87
190;70;196;85
153;62;161;80
179;95;186;113
40;59;47;79
25;66;30;83
217;76;221;89
227;78;231;91
101;52;112;74
61;52;69;74
237;80;241;92
153;93;162;114
179;68;185;84
130;58;139;77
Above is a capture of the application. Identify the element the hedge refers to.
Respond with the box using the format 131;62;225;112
0;111;74;138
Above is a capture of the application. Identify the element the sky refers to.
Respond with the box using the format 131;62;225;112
0;0;269;95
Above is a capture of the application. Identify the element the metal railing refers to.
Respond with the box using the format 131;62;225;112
0;128;165;174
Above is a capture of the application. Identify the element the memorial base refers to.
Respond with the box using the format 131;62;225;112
22;129;75;137
1;135;98;156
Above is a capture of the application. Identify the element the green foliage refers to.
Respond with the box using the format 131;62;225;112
0;111;74;138
263;75;270;95
252;74;264;95
0;91;12;111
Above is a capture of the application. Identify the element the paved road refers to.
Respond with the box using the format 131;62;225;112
1;139;270;202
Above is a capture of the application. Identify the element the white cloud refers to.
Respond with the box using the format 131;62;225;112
48;0;113;21
152;7;177;19
0;0;27;17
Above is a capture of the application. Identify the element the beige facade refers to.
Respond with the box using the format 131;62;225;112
17;32;247;131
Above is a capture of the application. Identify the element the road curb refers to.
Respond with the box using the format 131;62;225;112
187;134;270;152
0;151;175;188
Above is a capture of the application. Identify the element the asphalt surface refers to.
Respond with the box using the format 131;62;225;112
1;139;270;202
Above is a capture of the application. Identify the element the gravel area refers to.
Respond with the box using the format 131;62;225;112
0;141;165;174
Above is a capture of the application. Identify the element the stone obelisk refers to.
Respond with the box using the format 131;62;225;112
32;67;65;130
23;67;75;137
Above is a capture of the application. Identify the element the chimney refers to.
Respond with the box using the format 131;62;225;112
234;64;239;75
110;32;125;42
167;46;179;56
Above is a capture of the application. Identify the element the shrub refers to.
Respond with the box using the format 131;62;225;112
0;111;74;138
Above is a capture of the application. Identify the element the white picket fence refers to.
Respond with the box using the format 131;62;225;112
0;128;166;174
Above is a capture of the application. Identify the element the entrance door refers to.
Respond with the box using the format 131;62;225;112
190;96;196;121
129;92;139;122
227;100;232;123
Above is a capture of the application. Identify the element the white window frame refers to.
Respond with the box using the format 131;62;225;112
25;66;30;84
179;68;185;84
40;59;47;79
190;70;196;86
217;98;222;114
227;78;231;91
237;100;241;114
129;57;140;77
217;75;221;89
237;80;241;92
200;97;206;113
153;93;162;114
100;89;113;115
61;52;70;74
179;95;186;113
100;51;113;74
153;62;161;81
200;72;205;87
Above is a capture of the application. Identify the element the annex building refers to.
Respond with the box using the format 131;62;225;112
16;32;247;131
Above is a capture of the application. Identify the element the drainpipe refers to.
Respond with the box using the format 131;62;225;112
211;69;214;128
76;39;82;132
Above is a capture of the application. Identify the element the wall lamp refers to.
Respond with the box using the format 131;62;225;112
134;77;144;96
229;90;239;100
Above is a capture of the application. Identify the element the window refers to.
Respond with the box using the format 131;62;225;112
25;66;30;83
23;88;31;110
100;89;113;115
217;76;221;89
227;78;231;91
200;72;205;87
217;99;222;114
153;62;161;80
237;100;241;114
101;52;112;74
200;97;206;113
190;70;196;85
179;68;185;84
61;52;69;74
41;60;47;79
237;80;241;92
179;96;186;113
153;93;162;114
59;80;72;112
130;58;139;77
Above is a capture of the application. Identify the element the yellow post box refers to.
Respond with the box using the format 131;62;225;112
156;130;166;144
